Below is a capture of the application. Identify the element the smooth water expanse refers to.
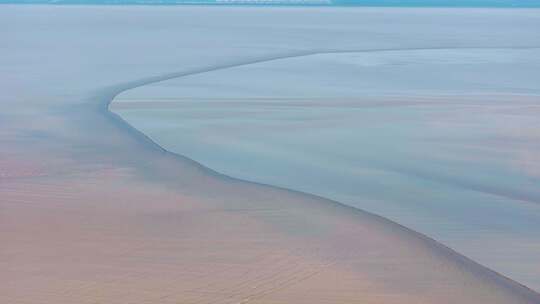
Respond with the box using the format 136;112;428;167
114;48;540;289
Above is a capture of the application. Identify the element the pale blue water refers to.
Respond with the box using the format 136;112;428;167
2;0;540;7
113;48;540;290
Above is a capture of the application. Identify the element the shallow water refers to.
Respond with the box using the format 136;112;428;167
114;49;540;289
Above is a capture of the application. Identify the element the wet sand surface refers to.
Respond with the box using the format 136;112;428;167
2;5;540;303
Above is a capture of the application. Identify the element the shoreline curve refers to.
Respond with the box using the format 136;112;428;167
103;47;540;299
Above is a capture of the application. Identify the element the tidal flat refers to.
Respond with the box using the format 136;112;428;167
2;5;540;303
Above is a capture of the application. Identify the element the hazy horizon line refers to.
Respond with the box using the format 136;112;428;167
3;0;540;8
